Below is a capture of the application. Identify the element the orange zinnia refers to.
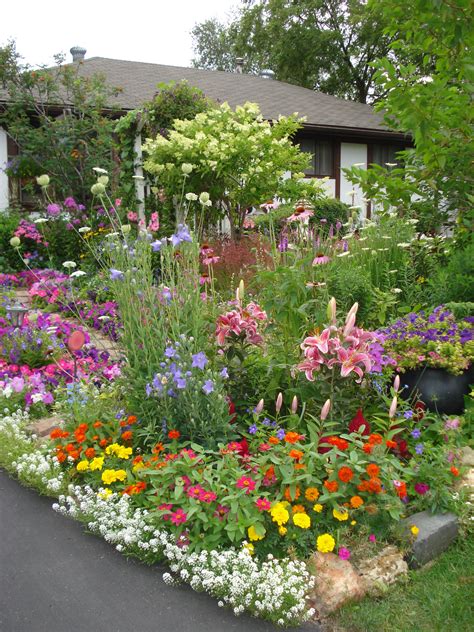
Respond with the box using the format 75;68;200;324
289;449;303;460
50;428;63;440
284;486;301;501
292;504;306;513
363;443;373;454
386;440;397;449
284;431;301;444
57;451;66;463
168;430;180;440
305;487;319;501
368;433;383;445
93;421;102;428
366;463;380;478
357;480;369;492
84;447;96;459
338;466;354;483
350;495;364;508
450;466;460;477
324;480;339;493
128;415;137;424
121;431;133;441
294;463;306;470
152;442;164;454
268;436;280;445
367;477;382;493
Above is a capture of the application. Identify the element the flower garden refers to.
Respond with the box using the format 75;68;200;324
0;98;473;627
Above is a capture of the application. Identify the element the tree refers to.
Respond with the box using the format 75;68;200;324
0;41;118;204
345;0;474;236
143;101;309;237
191;1;395;103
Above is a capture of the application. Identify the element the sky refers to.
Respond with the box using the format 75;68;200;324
2;0;237;68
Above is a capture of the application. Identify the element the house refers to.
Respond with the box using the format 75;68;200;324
0;48;410;215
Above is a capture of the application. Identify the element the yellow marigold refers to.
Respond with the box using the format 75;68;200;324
278;526;287;536
101;468;127;485
270;502;290;526
305;487;320;501
98;488;112;499
89;456;105;471
115;469;127;482
410;525;419;537
317;533;336;553
76;460;89;472
313;503;324;513
333;508;349;521
132;462;144;472
293;512;311;529
248;525;265;541
106;443;133;459
243;542;255;555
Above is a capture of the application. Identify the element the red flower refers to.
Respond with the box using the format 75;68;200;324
324;480;339;493
368;433;383;445
168;430;180;440
338;466;354;483
121;431;133;441
366;463;380;478
348;409;371;436
84;447;96;459
450;466;460;477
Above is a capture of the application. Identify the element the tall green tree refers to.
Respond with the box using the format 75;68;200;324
191;1;395;103
345;0;474;236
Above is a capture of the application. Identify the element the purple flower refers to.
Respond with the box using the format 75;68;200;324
63;197;77;209
415;443;424;455
411;428;421;439
47;203;61;217
414;482;430;495
164;346;176;358
248;424;257;435
171;224;192;247
175;377;187;389
109;269;124;281
338;547;351;560
151;240;162;252
220;367;229;379
202;379;214;395
404;410;413;419
191;352;208;369
276;428;285;440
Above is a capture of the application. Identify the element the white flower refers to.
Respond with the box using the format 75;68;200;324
337;251;351;257
199;192;211;206
132;175;145;180
10;237;20;247
34;218;49;224
92;167;108;174
91;183;106;195
181;163;193;175
78;226;92;233
185;192;198;201
391;288;402;293
70;270;87;278
36;174;50;187
62;261;77;269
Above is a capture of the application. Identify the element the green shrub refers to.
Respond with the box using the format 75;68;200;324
426;240;474;304
0;211;22;271
443;302;474;319
326;264;374;324
254;197;350;231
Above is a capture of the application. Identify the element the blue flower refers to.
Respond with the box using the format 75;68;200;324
151;239;162;252
191;352;208;369
164;346;176;358
415;443;424;455
176;377;187;389
411;428;421;439
404;410;414;419
171;224;192;247
276;428;285;440
249;424;258;434
109;268;124;281
220;367;229;379
202;379;214;395
262;417;271;426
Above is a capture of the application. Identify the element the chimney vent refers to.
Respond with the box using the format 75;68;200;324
235;57;244;74
259;69;275;80
70;46;87;62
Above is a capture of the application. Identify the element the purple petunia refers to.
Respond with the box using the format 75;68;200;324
248;424;258;435
276;428;285;440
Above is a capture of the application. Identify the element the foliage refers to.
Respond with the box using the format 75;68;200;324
425;238;474;305
254;197;350;232
143;101;309;237
0;211;23;271
345;0;474;236
0;41;118;204
191;0;396;103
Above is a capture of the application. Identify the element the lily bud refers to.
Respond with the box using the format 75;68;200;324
327;297;337;323
275;392;283;414
343;312;356;337
238;279;245;301
320;399;331;421
393;375;400;393
345;302;359;324
255;399;264;414
291;395;298;414
389;396;398;418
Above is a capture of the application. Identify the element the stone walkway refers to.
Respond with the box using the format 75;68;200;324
0;470;317;632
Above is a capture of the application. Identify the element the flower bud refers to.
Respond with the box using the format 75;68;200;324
91;182;106;195
10;236;20;247
345;302;359;324
181;163;193;175
36;174;50;187
327;297;337;323
121;224;131;235
343;312;356;337
389;396;398;418
275;392;283;414
393;375;400;393
199;191;210;204
255;399;264;414
238;279;245;301
291;396;298;414
320;399;331;421
97;175;109;186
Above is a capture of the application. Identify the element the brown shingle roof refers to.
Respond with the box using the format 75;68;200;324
72;57;399;136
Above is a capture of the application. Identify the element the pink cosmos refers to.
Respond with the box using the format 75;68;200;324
338;547;351;560
170;509;188;525
255;498;271;512
236;476;256;494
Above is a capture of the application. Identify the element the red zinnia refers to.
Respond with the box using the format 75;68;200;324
338;466;354;483
168;430;180;440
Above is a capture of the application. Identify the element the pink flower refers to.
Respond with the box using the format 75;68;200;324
338;547;351;560
187;485;204;499
312;254;330;265
198;490;217;503
255;497;271;512
369;534;376;543
170;508;188;525
236;476;256;494
336;347;372;382
301;328;332;354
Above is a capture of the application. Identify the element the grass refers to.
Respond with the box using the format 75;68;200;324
329;536;474;632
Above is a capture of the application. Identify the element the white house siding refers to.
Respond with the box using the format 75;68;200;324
339;143;367;218
0;127;9;212
319;178;336;198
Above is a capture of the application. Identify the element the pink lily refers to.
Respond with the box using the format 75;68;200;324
336;347;372;382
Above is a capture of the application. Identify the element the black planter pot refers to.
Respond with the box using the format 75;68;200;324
400;366;473;415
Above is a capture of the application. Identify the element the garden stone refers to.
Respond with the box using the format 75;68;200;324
459;446;474;467
401;510;458;568
307;551;366;614
355;545;408;593
28;415;63;438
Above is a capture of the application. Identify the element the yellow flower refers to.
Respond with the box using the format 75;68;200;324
313;503;323;513
248;525;265;541
317;533;336;553
333;508;349;521
270;502;290;526
132;462;144;472
293;513;311;529
410;525;419;537
90;456;105;471
115;469;127;482
243;542;255;555
101;469;127;485
278;526;287;536
98;488;112;499
76;460;89;472
351;520;357;526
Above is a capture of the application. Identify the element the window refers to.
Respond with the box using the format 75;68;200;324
298;138;334;177
371;144;403;168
